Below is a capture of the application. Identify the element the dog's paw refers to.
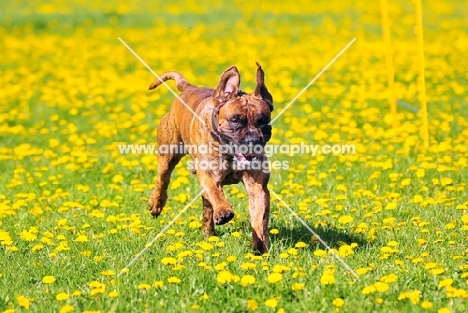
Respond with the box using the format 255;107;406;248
149;190;168;218
148;198;163;217
213;208;235;225
253;241;268;255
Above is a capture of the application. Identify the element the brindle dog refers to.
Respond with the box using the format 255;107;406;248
148;63;273;253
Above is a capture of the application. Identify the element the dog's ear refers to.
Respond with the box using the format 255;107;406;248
254;62;273;111
213;66;240;104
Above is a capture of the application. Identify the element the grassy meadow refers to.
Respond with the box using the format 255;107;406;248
1;0;468;312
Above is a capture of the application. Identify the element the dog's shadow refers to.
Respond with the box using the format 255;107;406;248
216;216;370;255
269;223;369;253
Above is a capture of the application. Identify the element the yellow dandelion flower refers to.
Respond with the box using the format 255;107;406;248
332;298;344;307
100;270;116;277
272;265;290;273
291;283;304;291
108;291;119;298
385;202;397;210
240;275;256;287
167;276;182;284
295;241;307;248
189;221;202;229
445;223;455;229
88;281;105;289
314;249;327;257
32;244;44;251
227;256;237;262
154;281;164;288
137;283;151;290
374;282;389;292
380;273;398;283
287;248;298;255
17;295;30;309
90;287;106;296
60;304;74;313
177;250;193;259
267;273;283;284
398;290;420;304
338;215;353;224
421;301;433;309
461;214;468;224
216;271;234;284
43;275;56;284
337;184;347;192
208;236;219;242
19;230;37;241
112;174;124;183
73;234;88;242
338;245;354;257
380;246;397;254
214;262;227;271
424;262;438;269
241;262;257;270
56;292;69;301
196;242;214;251
72;290;82;297
430;268;445;275
264;298;278;308
161;257;178;265
438;278;453;289
362;285;377;295
320;269;335;285
247;299;258;311
441;177;453;186
356;268;370;275
199;293;209;300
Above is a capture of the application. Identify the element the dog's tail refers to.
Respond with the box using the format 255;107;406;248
148;72;192;92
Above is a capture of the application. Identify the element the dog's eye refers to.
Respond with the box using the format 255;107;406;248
229;116;246;129
230;117;239;125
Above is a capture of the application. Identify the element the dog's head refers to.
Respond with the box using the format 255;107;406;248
211;63;273;161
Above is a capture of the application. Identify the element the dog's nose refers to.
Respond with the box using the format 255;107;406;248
244;136;263;145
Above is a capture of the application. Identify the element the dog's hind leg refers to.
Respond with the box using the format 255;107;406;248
149;114;184;217
201;195;216;238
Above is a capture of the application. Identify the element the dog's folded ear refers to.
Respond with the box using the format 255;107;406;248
254;62;273;111
213;66;240;104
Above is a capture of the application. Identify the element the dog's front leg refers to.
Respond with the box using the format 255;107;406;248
201;195;215;238
241;170;270;254
197;170;235;226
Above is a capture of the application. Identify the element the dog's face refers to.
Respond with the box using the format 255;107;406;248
212;64;273;159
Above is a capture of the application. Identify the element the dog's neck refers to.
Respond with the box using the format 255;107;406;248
210;108;224;144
